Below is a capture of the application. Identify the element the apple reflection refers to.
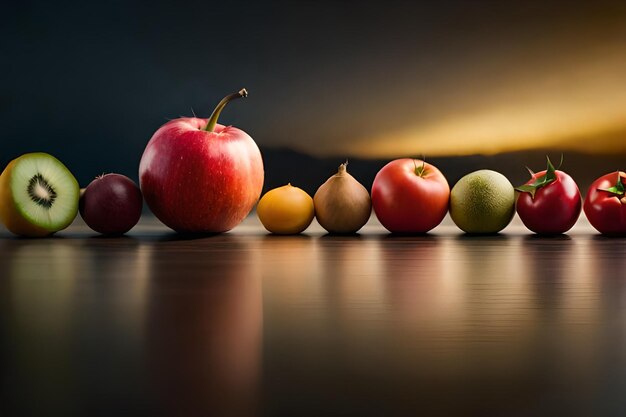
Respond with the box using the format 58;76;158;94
379;235;451;321
376;235;460;372
143;235;261;417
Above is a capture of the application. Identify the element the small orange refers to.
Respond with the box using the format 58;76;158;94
256;184;314;234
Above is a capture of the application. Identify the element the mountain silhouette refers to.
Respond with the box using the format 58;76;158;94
261;147;626;197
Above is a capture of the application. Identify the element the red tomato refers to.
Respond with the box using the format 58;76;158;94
515;162;582;234
583;171;626;235
371;159;449;233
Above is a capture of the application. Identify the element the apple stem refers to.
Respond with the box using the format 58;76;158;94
414;159;427;177
203;88;248;132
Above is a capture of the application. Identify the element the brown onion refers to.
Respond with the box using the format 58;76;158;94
313;162;371;234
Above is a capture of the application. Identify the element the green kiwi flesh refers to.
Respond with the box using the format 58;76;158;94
11;153;79;231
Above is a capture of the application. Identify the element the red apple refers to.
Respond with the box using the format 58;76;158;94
371;158;450;233
139;89;264;233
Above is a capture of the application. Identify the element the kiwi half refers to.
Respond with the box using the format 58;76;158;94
0;153;79;236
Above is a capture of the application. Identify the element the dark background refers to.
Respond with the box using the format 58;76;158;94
3;4;626;416
2;0;626;195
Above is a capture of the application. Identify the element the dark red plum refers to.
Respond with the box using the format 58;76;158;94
80;174;143;235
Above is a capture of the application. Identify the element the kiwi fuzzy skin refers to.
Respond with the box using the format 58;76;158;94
449;170;515;234
0;158;52;236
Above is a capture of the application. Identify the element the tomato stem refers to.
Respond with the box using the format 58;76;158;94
515;155;559;199
598;171;626;196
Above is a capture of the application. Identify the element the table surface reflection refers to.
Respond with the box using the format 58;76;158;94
1;216;625;417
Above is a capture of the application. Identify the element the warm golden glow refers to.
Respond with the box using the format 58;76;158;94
358;109;626;158
294;39;626;157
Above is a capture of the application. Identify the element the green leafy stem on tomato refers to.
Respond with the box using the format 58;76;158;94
515;155;563;199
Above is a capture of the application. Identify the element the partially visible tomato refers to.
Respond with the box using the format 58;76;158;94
371;159;449;233
515;158;581;234
257;184;314;234
583;171;626;235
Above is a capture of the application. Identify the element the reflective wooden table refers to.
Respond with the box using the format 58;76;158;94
1;216;625;416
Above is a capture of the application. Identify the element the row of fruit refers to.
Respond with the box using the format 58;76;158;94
257;158;626;236
0;154;143;237
0;89;624;237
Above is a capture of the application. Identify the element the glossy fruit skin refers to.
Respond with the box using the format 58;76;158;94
516;170;582;234
139;118;264;233
256;184;314;234
80;174;143;235
583;171;626;235
371;159;449;233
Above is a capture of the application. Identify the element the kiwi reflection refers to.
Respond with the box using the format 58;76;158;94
144;235;261;417
0;239;81;415
1;239;83;336
452;236;532;361
0;237;151;415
